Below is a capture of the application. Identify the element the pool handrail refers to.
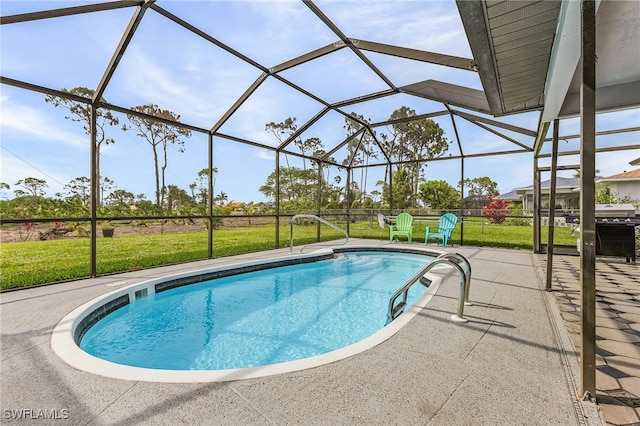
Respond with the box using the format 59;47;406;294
436;252;472;304
289;214;349;253
387;254;470;324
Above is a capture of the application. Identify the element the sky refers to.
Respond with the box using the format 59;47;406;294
1;0;639;203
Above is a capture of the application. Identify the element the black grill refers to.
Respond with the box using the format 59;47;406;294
570;204;639;263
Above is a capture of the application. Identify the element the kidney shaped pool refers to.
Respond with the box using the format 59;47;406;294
52;246;443;382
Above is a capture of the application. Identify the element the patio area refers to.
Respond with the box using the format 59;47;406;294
1;240;636;425
543;255;640;426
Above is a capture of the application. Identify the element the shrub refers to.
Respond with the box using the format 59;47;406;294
508;205;531;226
483;197;511;224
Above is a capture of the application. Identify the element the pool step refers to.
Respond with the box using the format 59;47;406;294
390;301;406;319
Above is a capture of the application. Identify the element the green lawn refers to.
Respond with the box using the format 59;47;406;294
347;217;577;248
0;219;576;290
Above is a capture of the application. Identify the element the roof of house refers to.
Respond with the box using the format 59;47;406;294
515;177;581;192
497;190;520;200
540;177;581;188
601;169;640;180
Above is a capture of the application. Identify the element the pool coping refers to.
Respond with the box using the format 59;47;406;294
51;245;447;383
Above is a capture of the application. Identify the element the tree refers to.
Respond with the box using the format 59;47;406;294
165;185;192;211
15;177;48;197
215;191;228;205
259;167;322;210
0;182;10;199
265;117;326;202
64;177;91;206
418;180;460;210
45;87;119;205
323;176;346;209
377;167;415;210
65;176;114;207
380;107;449;207
123;104;192;207
265;117;297;169
460;176;499;196
344;112;378;203
105;189;135;206
190;167;218;208
239;202;257;224
483;197;511;224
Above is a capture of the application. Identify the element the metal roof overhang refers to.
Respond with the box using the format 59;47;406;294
547;0;640;120
399;80;491;114
457;0;640;120
456;0;562;117
457;0;640;156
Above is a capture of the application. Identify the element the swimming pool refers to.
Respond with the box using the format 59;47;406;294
52;246;445;382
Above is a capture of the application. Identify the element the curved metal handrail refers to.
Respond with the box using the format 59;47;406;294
289;214;349;253
387;255;470;324
436;252;472;305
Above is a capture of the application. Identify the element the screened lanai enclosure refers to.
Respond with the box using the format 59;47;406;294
3;0;638;246
1;0;640;397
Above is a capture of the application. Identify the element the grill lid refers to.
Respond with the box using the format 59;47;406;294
595;204;636;218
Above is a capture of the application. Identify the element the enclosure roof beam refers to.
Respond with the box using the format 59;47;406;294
321;128;365;160
538;165;580;172
103;102;208;134
353;148;531;169
304;1;396;91
94;1;156;103
451;110;537;137
537;144;640;159
0;1;141;25
544;126;640;142
369;132;392;165
270;42;345;74
213;133;280;152
272;147;344;169
271;74;332;110
211;73;269;134
454;114;533;151
371;110;450;128
354;39;477;72
276;107;331;152
446;105;465;158
0;76;89;104
151;4;268;73
331;89;398;109
345;133;366;168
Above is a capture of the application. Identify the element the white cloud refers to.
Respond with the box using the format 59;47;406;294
320;1;469;55
0;94;87;148
257;149;276;161
1;1;637;204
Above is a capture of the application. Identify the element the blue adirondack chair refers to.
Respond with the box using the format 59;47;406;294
389;212;414;243
424;213;458;248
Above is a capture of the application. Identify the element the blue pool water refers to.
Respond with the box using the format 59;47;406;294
80;251;433;370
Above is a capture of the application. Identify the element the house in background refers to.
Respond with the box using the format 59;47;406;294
596;169;640;204
499;160;640;211
501;177;582;211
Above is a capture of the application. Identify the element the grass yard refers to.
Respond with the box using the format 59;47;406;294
347;216;578;249
0;218;576;290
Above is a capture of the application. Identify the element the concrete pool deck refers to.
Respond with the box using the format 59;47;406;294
1;239;634;425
